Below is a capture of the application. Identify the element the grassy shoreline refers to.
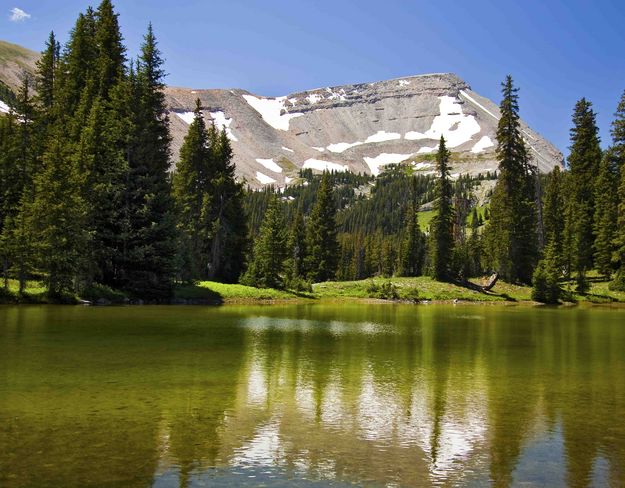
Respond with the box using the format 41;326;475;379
2;275;625;306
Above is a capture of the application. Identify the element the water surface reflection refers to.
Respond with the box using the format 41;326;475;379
1;304;624;487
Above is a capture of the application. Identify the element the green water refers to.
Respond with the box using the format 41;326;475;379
1;304;625;487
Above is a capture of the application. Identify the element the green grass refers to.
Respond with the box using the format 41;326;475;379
174;280;313;302
0;279;50;303
314;276;533;302
3;273;624;306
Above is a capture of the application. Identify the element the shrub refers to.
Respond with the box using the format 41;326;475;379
367;281;399;300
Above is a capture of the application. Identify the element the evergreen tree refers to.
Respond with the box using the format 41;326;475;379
543;166;565;259
306;172;339;282
29;130;89;298
242;196;287;288
35;31;60;112
609;91;625;290
531;242;561;304
592;150;618;277
94;0;126;99
205;128;248;283
122;24;177;299
486;76;538;283
0;78;37;293
399;176;425;276
57;9;98;117
172;99;212;280
429;136;455;281
285;209;308;284
567;98;602;289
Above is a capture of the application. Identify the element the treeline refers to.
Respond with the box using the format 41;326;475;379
0;1;245;301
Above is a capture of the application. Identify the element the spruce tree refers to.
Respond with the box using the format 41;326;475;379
543;166;565;258
122;24;177;299
486;76;538;283
306;172;339;282
399;176;425;276
242;196;287;289
29;129;89;299
205;128;248;283
0;78;37;293
531;242;561;304
609;91;625;290
285;209;308;285
172;99;212;280
94;0;126;99
429;136;455;281
35;31;60;112
567;98;602;289
592;150;618;277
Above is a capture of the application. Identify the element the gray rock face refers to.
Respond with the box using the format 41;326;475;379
165;73;563;187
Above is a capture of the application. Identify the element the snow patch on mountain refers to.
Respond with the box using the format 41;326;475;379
363;153;413;176
282;146;294;153
175;111;195;125
256;171;276;185
404;96;480;148
0;100;9;113
327;141;363;153
303;159;347;172
306;93;322;104
471;136;494;153
210;111;238;141
256;158;282;173
418;146;436;154
365;131;401;143
243;95;303;131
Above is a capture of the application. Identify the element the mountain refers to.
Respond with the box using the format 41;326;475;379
0;39;563;186
166;73;563;187
0;40;38;91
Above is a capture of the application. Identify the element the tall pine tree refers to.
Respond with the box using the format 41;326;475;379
399;176;425;277
306;172;339;282
242;196;287;289
122;24;177;299
486;76;538;284
172;99;212;280
567;98;602;289
429;136;455;281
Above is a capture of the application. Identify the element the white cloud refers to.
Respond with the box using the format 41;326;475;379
10;7;31;22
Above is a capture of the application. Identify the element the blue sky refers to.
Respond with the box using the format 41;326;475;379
2;0;624;156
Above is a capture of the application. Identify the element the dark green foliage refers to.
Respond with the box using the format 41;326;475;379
35;31;60;111
567;98;602;280
173;99;212;280
486;76;538;283
242;196;287;288
205;129;249;283
29;130;89;298
366;281;399;300
592;150;618;277
306;172;339;282
399;176;425;277
543;166;565;267
285;210;308;283
429;137;455;281
610;91;625;290
532;243;561;304
120;24;177;299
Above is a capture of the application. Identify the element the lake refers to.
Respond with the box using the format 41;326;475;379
1;303;624;487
